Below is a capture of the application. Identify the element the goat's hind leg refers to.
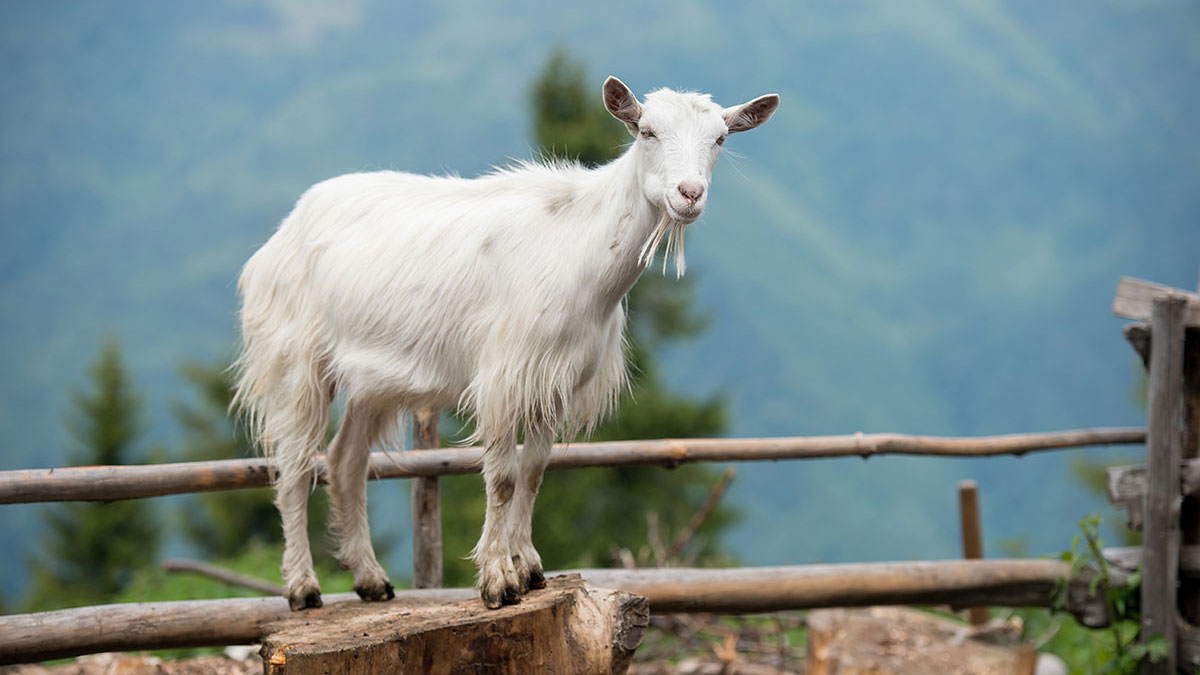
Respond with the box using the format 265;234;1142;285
275;440;324;611
327;403;394;602
473;430;523;609
268;370;332;611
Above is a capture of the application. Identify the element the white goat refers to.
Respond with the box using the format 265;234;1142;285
233;77;779;610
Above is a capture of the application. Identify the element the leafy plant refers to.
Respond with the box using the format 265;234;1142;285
1050;512;1166;674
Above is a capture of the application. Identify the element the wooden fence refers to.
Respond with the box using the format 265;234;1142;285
0;275;1196;670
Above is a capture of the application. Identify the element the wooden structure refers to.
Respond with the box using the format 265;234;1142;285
0;560;1113;664
410;408;442;589
1108;276;1200;673
0;427;1146;504
259;575;647;674
1;273;1197;670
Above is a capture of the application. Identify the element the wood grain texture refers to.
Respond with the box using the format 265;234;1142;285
0;428;1146;504
410;408;442;589
1112;276;1200;326
1141;294;1187;675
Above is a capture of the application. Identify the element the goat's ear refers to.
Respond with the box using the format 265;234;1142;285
722;94;781;134
603;76;643;136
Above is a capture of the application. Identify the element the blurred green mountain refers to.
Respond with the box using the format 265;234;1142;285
1;1;1197;599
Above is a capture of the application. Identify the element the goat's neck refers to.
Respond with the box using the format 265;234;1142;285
581;150;664;309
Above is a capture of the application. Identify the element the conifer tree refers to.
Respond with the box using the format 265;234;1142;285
26;339;160;609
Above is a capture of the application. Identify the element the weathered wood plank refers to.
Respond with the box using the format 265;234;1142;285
410;408;442;589
0;427;1147;504
1112;276;1200;326
0;590;471;665
1102;546;1200;577
1142;294;1187;675
1105;459;1200;531
259;575;647;674
0;560;1114;664
574;560;1114;627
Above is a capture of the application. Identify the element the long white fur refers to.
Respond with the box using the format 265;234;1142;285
233;78;778;609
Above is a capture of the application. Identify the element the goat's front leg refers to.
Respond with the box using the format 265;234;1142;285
507;424;555;593
473;431;523;608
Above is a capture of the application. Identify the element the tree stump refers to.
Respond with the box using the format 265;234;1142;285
259;574;648;674
805;607;1038;675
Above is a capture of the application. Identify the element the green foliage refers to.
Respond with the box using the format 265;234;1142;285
530;46;629;168
1043;513;1164;674
172;359;336;562
438;48;736;586
25;339;161;610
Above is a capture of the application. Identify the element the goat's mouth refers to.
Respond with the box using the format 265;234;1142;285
665;201;702;224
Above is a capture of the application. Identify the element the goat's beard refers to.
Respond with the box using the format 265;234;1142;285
637;213;688;278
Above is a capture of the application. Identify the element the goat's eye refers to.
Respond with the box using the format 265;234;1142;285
639;129;656;140
716;135;726;146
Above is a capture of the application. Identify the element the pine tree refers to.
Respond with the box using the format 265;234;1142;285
25;339;160;609
437;48;736;586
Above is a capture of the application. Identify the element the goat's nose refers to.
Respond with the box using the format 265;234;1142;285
678;182;704;204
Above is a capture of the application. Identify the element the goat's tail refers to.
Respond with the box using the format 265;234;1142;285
231;243;332;472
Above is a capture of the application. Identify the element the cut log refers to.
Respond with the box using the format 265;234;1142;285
258;574;648;674
805;607;1037;675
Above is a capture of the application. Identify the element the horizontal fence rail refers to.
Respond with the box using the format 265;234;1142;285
0;427;1145;504
0;559;1110;664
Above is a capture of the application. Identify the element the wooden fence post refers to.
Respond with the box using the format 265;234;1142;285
958;480;987;626
1142;294;1187;674
411;408;442;589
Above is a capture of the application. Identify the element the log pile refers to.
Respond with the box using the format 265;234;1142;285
805;607;1039;675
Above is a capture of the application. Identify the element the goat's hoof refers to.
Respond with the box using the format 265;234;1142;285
288;588;323;611
528;568;546;590
502;585;522;605
481;589;504;610
480;584;522;610
355;581;395;603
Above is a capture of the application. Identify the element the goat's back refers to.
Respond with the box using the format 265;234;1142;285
237;169;628;431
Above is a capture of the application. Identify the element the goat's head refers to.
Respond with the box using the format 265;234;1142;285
603;77;779;225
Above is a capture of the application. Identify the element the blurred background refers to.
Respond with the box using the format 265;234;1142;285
0;0;1197;622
